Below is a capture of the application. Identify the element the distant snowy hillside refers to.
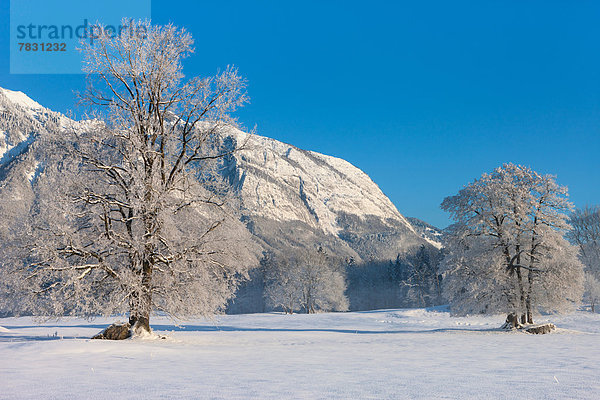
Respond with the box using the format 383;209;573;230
0;88;44;170
222;128;429;261
226;129;414;235
407;217;445;249
0;89;68;235
0;87;434;261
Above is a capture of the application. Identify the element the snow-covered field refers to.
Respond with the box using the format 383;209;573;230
1;308;599;399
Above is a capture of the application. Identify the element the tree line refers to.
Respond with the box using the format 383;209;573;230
227;243;443;314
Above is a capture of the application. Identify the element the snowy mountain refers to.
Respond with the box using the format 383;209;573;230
406;217;445;249
0;88;44;174
221;128;431;260
0;87;434;261
0;88;67;233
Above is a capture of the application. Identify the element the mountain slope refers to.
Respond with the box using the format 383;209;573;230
221;128;431;260
406;217;445;249
0;88;62;237
0;87;434;261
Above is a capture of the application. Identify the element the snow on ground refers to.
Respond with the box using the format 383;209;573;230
1;308;599;399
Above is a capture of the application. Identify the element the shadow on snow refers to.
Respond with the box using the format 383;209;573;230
0;324;504;342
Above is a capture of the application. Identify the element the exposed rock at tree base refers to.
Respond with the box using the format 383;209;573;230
91;322;131;340
500;314;556;334
525;323;556;335
501;313;523;330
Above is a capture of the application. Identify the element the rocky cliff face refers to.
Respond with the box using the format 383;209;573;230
0;87;434;261
221;129;431;261
406;217;445;249
0;88;60;236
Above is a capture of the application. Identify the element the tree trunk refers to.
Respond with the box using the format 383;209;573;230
514;229;526;324
525;304;533;324
129;257;153;336
515;266;526;324
504;245;526;323
525;270;534;324
526;218;539;325
129;163;157;337
129;313;150;335
503;312;521;329
304;289;312;314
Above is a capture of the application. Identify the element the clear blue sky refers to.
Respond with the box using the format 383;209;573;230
1;1;599;228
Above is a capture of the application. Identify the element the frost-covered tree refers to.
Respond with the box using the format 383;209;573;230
568;206;600;267
441;164;584;325
569;206;600;312
264;252;303;314
4;20;257;335
402;245;443;307
265;247;349;314
584;273;600;313
297;247;349;314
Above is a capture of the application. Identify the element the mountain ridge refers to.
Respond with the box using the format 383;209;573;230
0;86;438;262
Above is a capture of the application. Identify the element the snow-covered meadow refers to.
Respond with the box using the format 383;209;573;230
1;308;599;399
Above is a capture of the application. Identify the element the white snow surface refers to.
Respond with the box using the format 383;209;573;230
1;308;599;399
0;87;50;162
